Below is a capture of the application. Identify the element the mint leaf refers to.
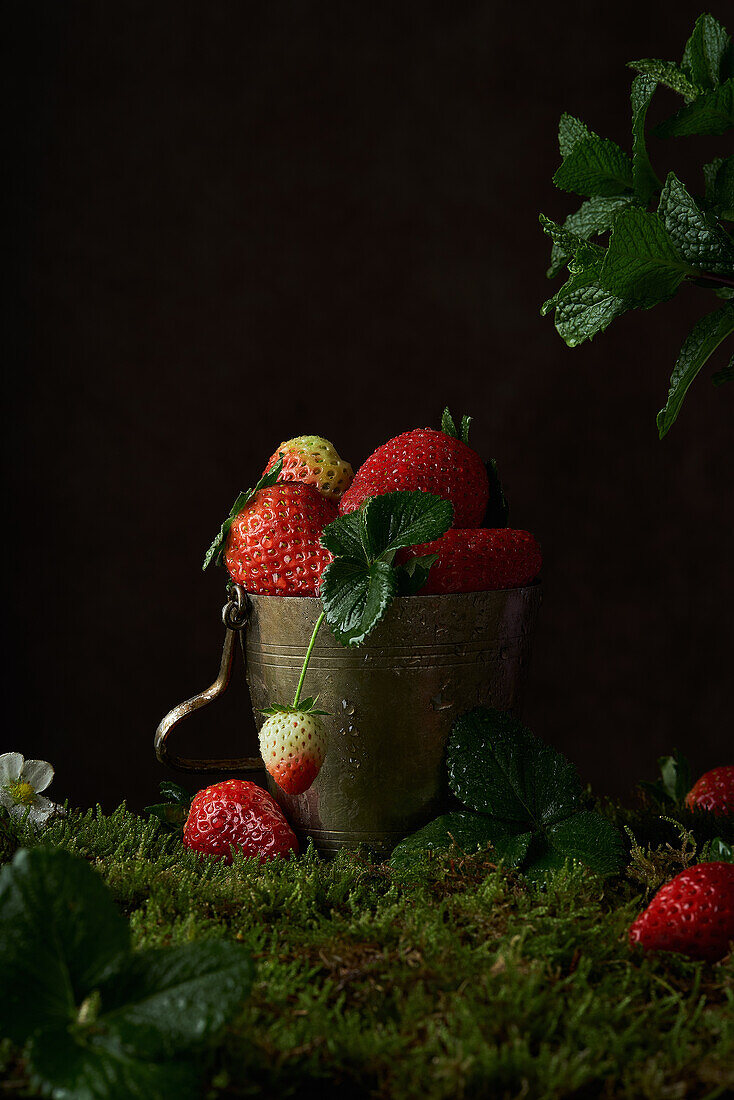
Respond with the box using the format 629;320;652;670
546;811;625;875
395;553;438;596
391;812;531;869
203;459;283;571
0;848;129;1044
321;559;397;646
542;264;627;347
546;197;634;278
657;303;734;436
600;208;692;307
627;58;701;102
704;155;734;219
681;13;732;91
553;134;633;198
558;113;592;157
361;492;453;559
631;75;661;204
446;708;583;826
655;78;734;138
713;355;734;385
658;172;734;273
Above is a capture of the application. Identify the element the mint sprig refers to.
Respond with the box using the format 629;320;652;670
203;458;283;570
392;708;624;879
541;13;734;437
0;848;253;1099
320;491;453;646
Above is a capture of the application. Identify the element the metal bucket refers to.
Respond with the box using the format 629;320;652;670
155;584;541;857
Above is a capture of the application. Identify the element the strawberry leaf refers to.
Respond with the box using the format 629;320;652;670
361;492;453;559
395;553;438;596
203;459;283;571
321;559;397;647
545;811;626;876
391;812;532;868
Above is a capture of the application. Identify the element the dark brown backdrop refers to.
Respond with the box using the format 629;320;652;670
6;1;733;812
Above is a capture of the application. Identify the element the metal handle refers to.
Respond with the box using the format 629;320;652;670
154;585;264;773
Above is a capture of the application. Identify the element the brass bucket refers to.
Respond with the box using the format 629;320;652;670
155;585;541;857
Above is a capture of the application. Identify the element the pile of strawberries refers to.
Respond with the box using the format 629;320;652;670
224;419;542;597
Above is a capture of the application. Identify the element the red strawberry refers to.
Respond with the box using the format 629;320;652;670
629;862;734;963
398;528;541;594
258;707;327;795
183;779;298;863
339;417;489;528
225;482;336;596
263;435;353;503
685;767;734;816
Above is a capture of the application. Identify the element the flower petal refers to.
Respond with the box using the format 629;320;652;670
28;795;56;824
21;760;54;793
0;753;23;784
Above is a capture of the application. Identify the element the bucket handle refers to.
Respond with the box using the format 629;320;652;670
154;584;264;773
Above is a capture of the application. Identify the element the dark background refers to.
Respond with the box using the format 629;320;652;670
6;1;733;812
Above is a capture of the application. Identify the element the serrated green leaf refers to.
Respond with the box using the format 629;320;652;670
704;155;734;219
203;459;283;571
681;13;731;91
446;708;583;827
558;113;592;157
28;1026;200;1100
627;58;701;102
712;355;734;385
547;811;625;876
658;172;734;273
542;263;627;347
0;848;130;1044
390;812;532;869
553;135;633;199
600;208;693;307
540;213;601;264
362;492;453;559
321;558;398;646
631;75;662;204
320;511;369;561
657;303;734;436
394;553;438;596
545;197;634;279
655;78;734;138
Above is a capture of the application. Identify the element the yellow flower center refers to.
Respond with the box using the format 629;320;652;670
7;780;35;806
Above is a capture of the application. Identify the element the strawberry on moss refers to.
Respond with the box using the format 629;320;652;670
264;435;353;502
339;408;490;528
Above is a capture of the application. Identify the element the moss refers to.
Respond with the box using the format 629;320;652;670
4;803;734;1099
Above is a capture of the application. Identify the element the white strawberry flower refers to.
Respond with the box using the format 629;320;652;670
0;752;57;825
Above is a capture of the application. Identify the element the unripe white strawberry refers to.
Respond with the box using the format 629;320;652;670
258;704;327;795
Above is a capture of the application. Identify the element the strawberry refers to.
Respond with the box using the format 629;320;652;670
629;862;734;962
183;779;298;863
225;482;336;596
398;528;541;594
685;766;734;816
339;410;489;528
258;703;327;795
263;435;353;503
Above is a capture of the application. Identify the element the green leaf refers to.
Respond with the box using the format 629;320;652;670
321;558;398;646
547;811;625;876
655;78;734;138
660;750;693;803
28;1026;200;1100
657;303;734;436
713;355;734;385
158;780;192;806
394;553;438;596
203;459;283;570
542;264;627;347
361;492;453;559
484;459;510;527
545;197;634;279
446;708;583;827
143;803;189;829
558;113;592;157
320;511;369;561
631;75;662;204
704;155;734;219
700;837;734;862
681;13;732;91
553;135;633;198
390;812;531;869
658;172;734;274
627;58;701;102
0;848;130;1044
441;406;458;438
600;208;692;308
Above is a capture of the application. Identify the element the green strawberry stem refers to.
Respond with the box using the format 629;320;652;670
292;611;325;709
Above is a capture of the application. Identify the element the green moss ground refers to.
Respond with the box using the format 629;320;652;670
2;803;733;1099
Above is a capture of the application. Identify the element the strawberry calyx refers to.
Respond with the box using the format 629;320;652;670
203;458;284;571
441;406;473;445
261;696;330;718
